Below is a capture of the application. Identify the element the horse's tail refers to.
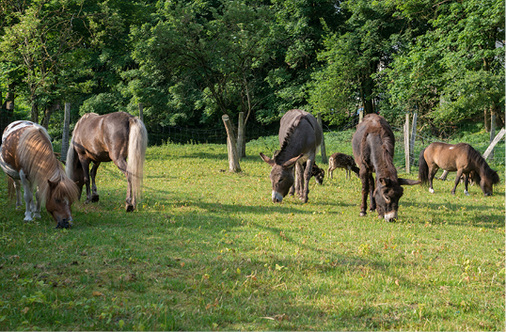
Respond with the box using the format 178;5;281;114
65;139;77;180
7;177;15;200
418;148;429;185
127;117;148;207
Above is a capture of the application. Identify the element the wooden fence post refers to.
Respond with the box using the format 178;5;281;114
483;127;505;160
317;114;327;163
404;113;410;174
489;111;496;159
410;112;417;166
61;102;71;163
138;103;144;122
222;114;241;172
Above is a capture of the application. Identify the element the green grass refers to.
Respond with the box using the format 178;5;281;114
0;134;504;331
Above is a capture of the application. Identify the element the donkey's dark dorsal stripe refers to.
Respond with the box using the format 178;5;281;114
260;109;322;203
418;142;499;196
66;112;148;211
352;114;419;221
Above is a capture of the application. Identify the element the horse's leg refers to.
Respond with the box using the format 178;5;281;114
463;173;470;196
78;157;93;203
368;174;376;211
19;170;34;221
451;169;464;195
428;166;439;193
111;156;134;211
13;179;23;209
359;169;369;216
33;186;42;219
90;162;100;202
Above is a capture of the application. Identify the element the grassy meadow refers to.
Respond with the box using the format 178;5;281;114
0;130;504;331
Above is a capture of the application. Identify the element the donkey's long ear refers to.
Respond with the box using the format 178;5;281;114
259;153;275;166
282;154;303;168
398;178;421;186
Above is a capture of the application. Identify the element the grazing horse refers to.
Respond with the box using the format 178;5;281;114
260;109;322;203
352;114;419;221
66;112;148;211
328;152;359;179
418;142;499;196
0;121;79;228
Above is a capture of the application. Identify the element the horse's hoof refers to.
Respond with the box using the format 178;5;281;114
359;211;366;217
91;195;99;202
125;204;134;212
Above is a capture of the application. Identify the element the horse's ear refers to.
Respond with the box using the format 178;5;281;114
398;178;421;186
282;154;303;168
259;153;275;166
47;179;58;190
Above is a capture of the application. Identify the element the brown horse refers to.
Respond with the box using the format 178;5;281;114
0;121;79;228
327;152;359;179
66;112;147;211
260;109;322;203
352;114;419;221
418;142;499;196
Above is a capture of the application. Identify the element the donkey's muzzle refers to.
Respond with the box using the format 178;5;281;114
272;191;283;203
56;218;73;229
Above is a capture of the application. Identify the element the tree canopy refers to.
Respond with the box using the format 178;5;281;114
0;0;504;138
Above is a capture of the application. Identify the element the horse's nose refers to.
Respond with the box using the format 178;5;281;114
56;217;73;229
485;192;492;197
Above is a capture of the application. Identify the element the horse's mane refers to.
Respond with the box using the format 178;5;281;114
467;145;500;184
273;114;305;163
18;127;79;203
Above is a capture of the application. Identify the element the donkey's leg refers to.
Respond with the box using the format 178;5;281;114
301;159;313;203
19;170;34;221
368;174;376;211
451;169;464;195
289;167;296;196
359;169;369;216
90;162;101;202
294;162;304;199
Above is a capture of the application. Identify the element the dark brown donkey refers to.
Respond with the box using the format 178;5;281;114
352;114;419;221
418;142;499;196
260;109;322;203
327;152;359;179
66;112;147;211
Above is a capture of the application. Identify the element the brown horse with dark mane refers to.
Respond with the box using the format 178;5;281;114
0;121;79;228
352;114;419;221
260;109;322;203
66;112;147;211
418;142;499;196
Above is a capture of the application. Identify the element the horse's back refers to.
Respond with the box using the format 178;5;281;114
425;142;471;171
73;112;135;162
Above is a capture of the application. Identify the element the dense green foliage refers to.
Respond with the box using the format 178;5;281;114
0;139;503;330
0;0;504;136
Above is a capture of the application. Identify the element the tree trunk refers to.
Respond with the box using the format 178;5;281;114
484;108;490;132
31;102;39;124
222;114;241;172
237;112;245;159
61;102;71;163
317;114;327;163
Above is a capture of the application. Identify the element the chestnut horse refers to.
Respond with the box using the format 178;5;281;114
352;114;419;221
418;142;499;196
66;112;147;211
0;121;79;228
260;109;322;203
